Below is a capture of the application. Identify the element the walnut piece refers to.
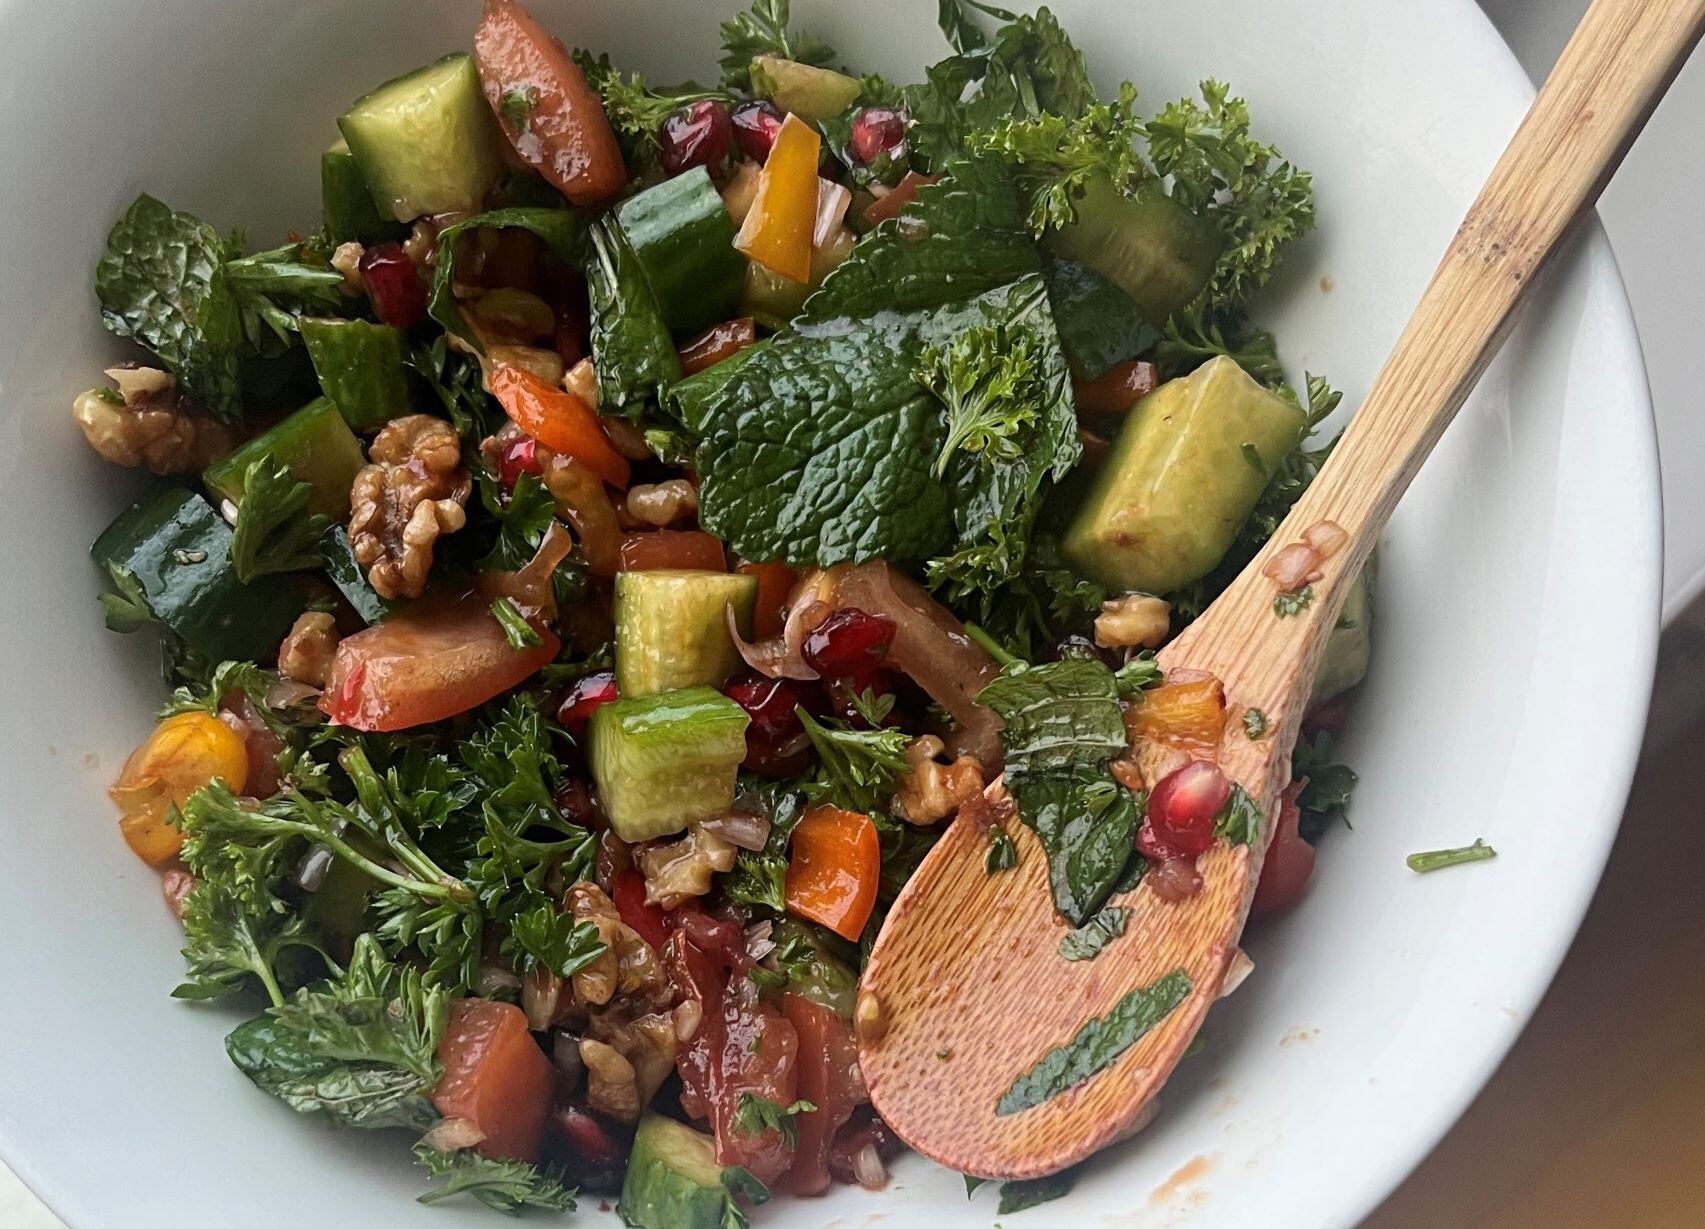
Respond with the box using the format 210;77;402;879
330;242;365;295
565;883;671;1012
72;369;239;475
625;479;699;528
1095;593;1171;649
579;1038;640;1122
348;415;471;600
894;735;984;825
277;611;339;688
634;824;738;909
586;1011;678;1119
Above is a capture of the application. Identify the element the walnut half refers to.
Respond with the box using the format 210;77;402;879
71;368;239;475
348;415;471;600
894;735;985;825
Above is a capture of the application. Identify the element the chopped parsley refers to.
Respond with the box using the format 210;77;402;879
1057;906;1131;961
986;827;1018;873
733;1094;817;1148
1407;839;1497;873
1243;707;1269;739
498;86;538;133
489;596;543;651
1273;585;1315;618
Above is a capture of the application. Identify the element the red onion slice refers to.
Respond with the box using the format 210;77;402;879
725;602;819;680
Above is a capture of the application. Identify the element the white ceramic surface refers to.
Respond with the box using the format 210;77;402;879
0;1;1662;1227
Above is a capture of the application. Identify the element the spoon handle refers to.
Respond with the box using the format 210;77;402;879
1175;0;1705;702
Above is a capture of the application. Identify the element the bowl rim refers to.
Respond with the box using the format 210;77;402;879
0;1;1664;1226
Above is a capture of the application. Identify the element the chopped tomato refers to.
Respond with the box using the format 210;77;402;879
611;868;670;951
1252;781;1315;917
109;712;248;868
432;998;555;1162
679;318;757;375
474;0;626;205
861;170;937;227
666;935;800;1183
1127;676;1227;751
734;113;820;283
784;806;879;941
734;560;797;639
1073;359;1159;415
488;364;630;489
778;994;865;1196
618;530;727;573
321;594;559;732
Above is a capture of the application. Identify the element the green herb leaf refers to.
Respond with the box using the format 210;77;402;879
98;561;156;633
1292;728;1358;842
998;1167;1078;1214
1243;707;1268;739
996;968;1191;1114
576;51;728;174
587;216;683;417
797;708;910;813
1407;839;1496;874
1057;905;1131;961
986;827;1018;873
228;453;330;582
509;903;606;978
1042;254;1158;381
718;0;836;91
734;1093;818;1149
414;1145;578;1214
490;596;543;651
718;1166;772;1229
499;86;537;133
428;208;590;346
918;321;1047;477
1273;585;1314;618
1214;785;1263;846
224;934;446;1130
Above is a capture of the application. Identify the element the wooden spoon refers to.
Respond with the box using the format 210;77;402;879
857;0;1705;1181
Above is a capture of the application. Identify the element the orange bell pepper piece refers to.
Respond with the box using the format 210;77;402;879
734;113;820;284
1127;676;1227;752
617;530;728;573
488;364;630;489
784;805;880;941
109;712;249;868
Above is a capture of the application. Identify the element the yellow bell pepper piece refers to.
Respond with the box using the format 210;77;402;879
109;711;249;868
734;113;821;284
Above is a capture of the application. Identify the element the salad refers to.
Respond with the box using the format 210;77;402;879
74;0;1366;1219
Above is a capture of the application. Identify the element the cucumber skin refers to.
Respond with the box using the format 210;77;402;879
338;54;504;222
619;1114;734;1229
1045;178;1223;325
615;168;746;333
300;318;411;431
202;398;366;519
320;146;406;245
91;485;304;661
321;527;392;625
1063;355;1308;593
752;55;863;123
615;570;758;698
588;687;750;843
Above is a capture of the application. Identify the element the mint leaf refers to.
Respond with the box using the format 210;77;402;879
1058;905;1131;961
998;1167;1078;1214
979;658;1138;924
587;217;682;416
428;207;590;346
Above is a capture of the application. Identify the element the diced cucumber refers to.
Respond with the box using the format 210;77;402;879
1062;355;1308;593
1311;562;1373;706
300;318;411;431
619;1113;765;1229
615;570;758;698
1044;255;1159;380
739;226;857;330
320;140;406;245
91;485;304;661
321;527;393;625
614;168;746;333
1045;177;1224;324
588;687;750;842
202;398;367;519
338;54;505;222
752;55;863;123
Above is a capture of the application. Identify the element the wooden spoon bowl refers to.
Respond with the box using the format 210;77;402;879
857;0;1705;1180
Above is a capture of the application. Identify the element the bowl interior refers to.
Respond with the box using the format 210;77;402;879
0;1;1659;1226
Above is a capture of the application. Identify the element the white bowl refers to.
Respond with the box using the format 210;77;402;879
0;1;1661;1226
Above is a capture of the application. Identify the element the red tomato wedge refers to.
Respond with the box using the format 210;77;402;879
618;530;727;572
678;317;757;375
321;595;559;732
778;994;864;1196
474;0;627;205
784;806;880;941
611;868;670;951
488;364;630;489
861;170;938;227
735;560;798;639
1073;359;1159;415
1253;781;1316;918
432;998;555;1162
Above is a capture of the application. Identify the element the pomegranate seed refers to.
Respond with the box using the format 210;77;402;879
358;242;427;330
660;99;735;175
554;778;604;828
732;99;785;162
850;106;907;166
801;608;897;693
668;906;747;966
723;672;815;776
496;433;541;489
1138;760;1232;859
544;1104;628;1189
558;670;619;736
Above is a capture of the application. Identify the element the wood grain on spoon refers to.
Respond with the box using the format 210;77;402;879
857;0;1705;1180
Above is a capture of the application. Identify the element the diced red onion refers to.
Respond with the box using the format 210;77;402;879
1303;520;1349;559
1262;542;1322;591
725;602;819;681
475;523;574;619
477;961;522;998
1219;947;1254;999
852;1142;888;1190
551;1032;584;1083
673;998;703;1042
264;678;322;712
523;966;563;1031
814;178;852;249
703;810;772;852
421;1117;487;1152
294;846;335;893
744;919;776;963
